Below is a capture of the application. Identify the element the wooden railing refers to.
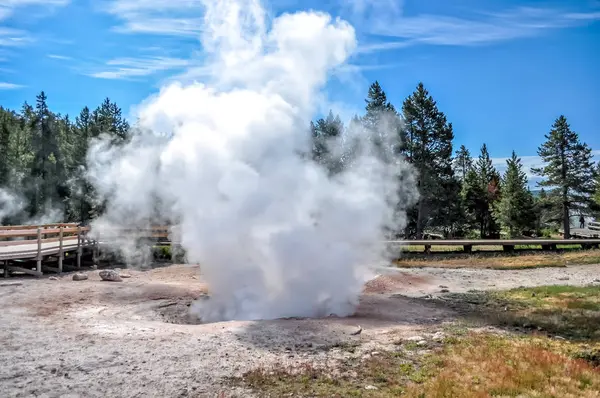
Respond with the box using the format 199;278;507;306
3;223;600;267
386;238;600;253
590;221;600;231
0;223;93;275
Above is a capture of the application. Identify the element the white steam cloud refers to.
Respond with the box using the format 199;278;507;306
0;188;26;222
86;0;417;322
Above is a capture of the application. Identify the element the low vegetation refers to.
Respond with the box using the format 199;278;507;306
238;333;600;397
237;285;600;397
449;285;600;341
395;248;600;269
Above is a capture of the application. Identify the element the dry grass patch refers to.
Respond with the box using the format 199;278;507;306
394;249;600;269
236;333;600;397
404;334;600;398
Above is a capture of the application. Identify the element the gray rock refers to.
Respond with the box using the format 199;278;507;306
72;273;88;281
99;270;122;282
440;288;450;293
365;385;378;390
350;325;362;335
49;276;58;281
119;273;132;279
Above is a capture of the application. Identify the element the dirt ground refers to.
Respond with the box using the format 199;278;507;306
1;263;599;397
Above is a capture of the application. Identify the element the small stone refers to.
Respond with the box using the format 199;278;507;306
417;340;427;346
49;276;58;281
365;385;378;390
406;336;424;342
119;273;132;279
371;351;380;356
72;273;88;281
99;270;122;282
439;285;449;289
432;332;445;341
593;279;600;283
440;289;450;293
558;277;570;281
350;325;362;335
554;336;566;340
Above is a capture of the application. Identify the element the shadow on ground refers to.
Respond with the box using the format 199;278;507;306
231;293;458;353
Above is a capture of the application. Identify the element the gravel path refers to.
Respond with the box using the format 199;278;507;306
0;263;598;397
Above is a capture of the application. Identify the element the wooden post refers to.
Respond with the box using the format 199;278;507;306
463;245;473;253
77;226;82;269
424;244;431;254
58;226;64;273
502;245;514;253
3;260;8;278
92;235;98;270
36;227;42;274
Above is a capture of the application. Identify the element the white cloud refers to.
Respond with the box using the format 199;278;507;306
0;0;69;21
101;0;205;36
0;81;23;89
47;54;72;60
0;27;32;47
344;2;600;52
0;1;69;53
87;56;191;79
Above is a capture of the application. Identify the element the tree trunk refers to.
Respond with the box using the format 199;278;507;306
563;200;570;239
416;198;424;239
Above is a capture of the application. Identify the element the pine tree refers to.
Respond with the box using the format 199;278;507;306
362;81;405;163
462;144;501;238
311;110;344;174
94;98;130;143
454;145;473;182
592;163;600;210
0;109;12;187
531;115;596;238
24;91;68;219
402;82;460;238
497;151;536;237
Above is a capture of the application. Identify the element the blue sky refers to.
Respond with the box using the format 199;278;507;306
1;0;599;183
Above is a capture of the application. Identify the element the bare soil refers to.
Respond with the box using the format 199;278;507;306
1;263;599;397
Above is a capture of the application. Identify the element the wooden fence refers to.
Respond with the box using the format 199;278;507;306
2;223;600;277
0;223;94;277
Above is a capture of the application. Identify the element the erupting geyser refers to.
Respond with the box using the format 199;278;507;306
85;0;416;322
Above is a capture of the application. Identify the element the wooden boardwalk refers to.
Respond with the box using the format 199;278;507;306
0;224;96;277
2;223;600;277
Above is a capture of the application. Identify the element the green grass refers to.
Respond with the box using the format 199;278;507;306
395;249;600;269
446;285;600;341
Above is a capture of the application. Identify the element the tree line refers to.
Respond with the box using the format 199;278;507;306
310;82;600;239
1;84;599;239
0;92;129;225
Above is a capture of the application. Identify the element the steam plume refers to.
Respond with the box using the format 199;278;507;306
86;0;417;322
